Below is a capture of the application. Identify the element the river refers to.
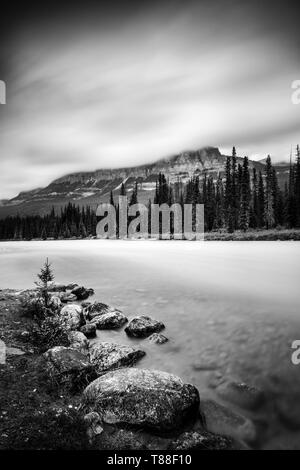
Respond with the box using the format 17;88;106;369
1;239;300;449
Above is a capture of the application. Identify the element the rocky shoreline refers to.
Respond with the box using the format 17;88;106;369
0;283;262;450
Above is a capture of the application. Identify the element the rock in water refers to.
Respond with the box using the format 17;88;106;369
201;399;256;443
169;431;235;450
89;342;145;373
71;286;94;300
148;333;168;344
87;302;122;320
80;323;97;338
216;380;265;410
125;316;165;338
48;283;66;292
91;311;128;329
66;283;79;290
68;331;89;354
60;304;83;330
60;293;77;303
83;368;199;432
43;346;95;389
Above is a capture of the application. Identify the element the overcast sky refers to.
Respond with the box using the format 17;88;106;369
0;0;299;199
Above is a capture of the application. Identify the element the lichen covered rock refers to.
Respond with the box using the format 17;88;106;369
125;316;165;338
43;346;96;389
91;311;128;329
60;304;83;330
89;342;145;373
83;368;199;432
148;333;168;344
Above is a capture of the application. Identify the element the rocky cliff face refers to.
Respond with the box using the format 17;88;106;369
0;146;289;218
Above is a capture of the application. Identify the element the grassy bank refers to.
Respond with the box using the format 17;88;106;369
0;290;90;450
205;229;300;241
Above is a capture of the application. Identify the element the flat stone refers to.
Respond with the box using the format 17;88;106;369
87;302;122;320
89;342;145;373
91;311;128;329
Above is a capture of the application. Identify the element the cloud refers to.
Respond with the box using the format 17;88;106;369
0;0;299;198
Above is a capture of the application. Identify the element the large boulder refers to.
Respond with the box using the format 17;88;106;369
68;331;89;354
83;368;199;432
87;302;122;320
89;342;145;373
71;286;94;301
91;311;128;329
125;316;165;338
80;323;97;338
60;304;83;330
43;346;96;389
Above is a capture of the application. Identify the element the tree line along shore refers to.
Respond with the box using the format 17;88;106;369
1;147;300;240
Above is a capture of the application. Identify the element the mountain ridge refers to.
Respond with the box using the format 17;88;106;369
0;146;289;219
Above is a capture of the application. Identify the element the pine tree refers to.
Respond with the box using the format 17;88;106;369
120;183;126;196
294;145;300;226
41;227;47;240
224;157;233;232
257;171;265;227
250;168;259;228
264;155;275;229
129;182;138;206
35;258;54;310
109;190;115;207
231;146;238;229
215;175;225;229
239;157;251;231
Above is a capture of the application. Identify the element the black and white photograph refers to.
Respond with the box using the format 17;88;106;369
0;0;300;458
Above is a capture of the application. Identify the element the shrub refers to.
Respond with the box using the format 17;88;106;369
29;315;70;353
20;295;48;322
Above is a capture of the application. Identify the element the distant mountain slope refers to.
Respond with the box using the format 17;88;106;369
0;147;289;218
